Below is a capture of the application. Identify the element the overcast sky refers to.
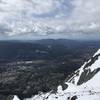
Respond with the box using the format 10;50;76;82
0;0;100;40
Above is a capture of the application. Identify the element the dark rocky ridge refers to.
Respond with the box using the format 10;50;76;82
77;68;100;85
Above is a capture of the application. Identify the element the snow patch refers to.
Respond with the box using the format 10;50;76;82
13;95;20;100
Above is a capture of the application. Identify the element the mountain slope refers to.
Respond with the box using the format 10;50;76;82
67;49;100;86
13;49;100;100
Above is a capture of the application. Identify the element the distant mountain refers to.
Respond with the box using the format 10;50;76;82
0;39;100;63
15;49;100;100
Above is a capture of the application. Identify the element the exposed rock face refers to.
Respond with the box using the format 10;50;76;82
77;68;100;85
71;96;77;100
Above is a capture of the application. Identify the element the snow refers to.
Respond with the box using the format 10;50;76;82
77;95;100;100
13;95;20;100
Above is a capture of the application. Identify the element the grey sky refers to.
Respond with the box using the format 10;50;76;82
0;0;100;40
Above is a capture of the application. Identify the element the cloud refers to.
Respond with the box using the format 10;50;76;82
0;0;100;39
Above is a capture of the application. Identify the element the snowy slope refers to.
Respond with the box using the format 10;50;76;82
13;49;100;100
67;49;100;86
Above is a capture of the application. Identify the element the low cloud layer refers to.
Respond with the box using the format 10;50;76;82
0;0;100;40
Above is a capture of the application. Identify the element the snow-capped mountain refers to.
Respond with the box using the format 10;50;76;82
13;49;100;100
